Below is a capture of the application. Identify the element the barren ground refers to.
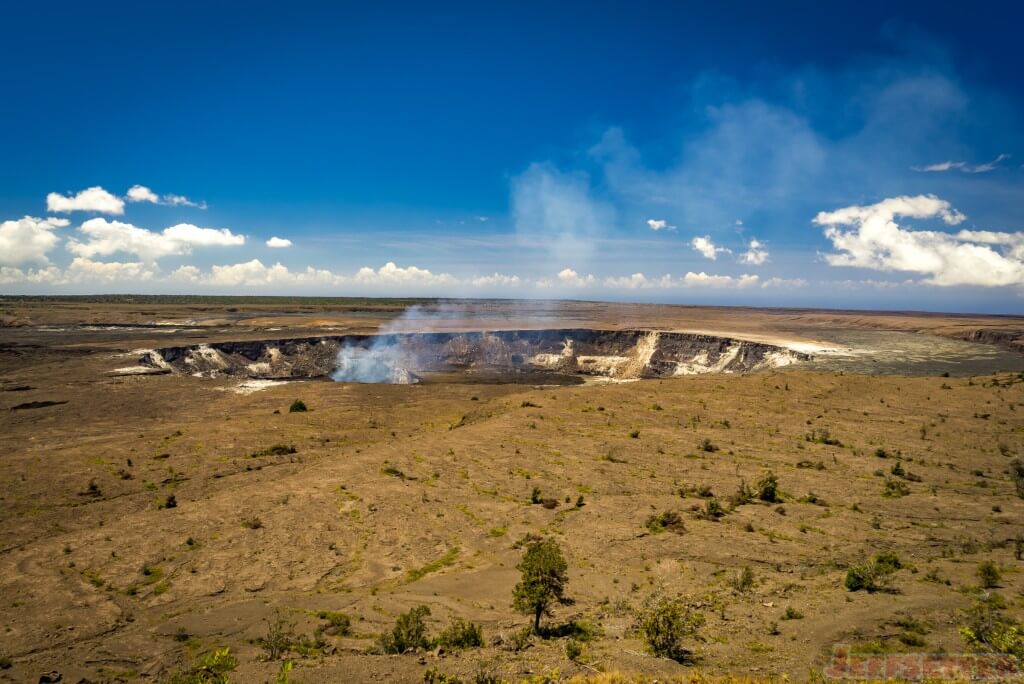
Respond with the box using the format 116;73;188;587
1;297;1022;683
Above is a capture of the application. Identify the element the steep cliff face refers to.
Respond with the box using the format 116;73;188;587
141;329;810;383
953;328;1024;352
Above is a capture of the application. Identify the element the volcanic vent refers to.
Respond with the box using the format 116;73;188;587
141;329;809;384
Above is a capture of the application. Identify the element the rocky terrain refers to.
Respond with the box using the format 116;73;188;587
0;297;1022;684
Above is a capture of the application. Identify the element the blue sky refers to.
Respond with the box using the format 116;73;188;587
2;1;1024;312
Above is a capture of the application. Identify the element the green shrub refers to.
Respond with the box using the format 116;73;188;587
960;594;1024;660
436;617;483;650
422;668;464;684
381;464;407;479
977;561;1001;589
378;605;432;654
288;400;307;413
1012;459;1024;499
165;647;238;684
316;610;351;636
634;595;705;662
882;477;910;498
806;429;841;446
757;471;779;502
696;499;726;521
645;510;686;534
732;566;755;593
256;611;298;661
845;553;902;592
729;480;753;508
782;607;803;620
565;637;584;661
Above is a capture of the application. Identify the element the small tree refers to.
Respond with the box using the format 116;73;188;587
288;399;308;413
513;538;570;633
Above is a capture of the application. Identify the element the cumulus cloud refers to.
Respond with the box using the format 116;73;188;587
911;153;1010;173
192;260;460;289
67;218;245;262
739;238;769;265
204;259;292;287
681;271;760;288
0;265;64;285
602;271;771;289
690;235;731;260
47;187;125;215
65;257;156;282
646;218;675;231
126;185;206;208
125;185;159;203
556;267;596;288
352;262;457;286
471;273;521;287
816;194;1024;287
604;272;659;289
266;236;293;248
0;216;70;266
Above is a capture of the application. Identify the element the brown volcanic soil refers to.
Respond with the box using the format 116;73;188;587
0;298;1023;683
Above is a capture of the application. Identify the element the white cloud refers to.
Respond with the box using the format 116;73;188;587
47;187;125;215
266;236;293;248
163;194;206;208
351;262;457;286
761;276;807;288
65;257;156;282
600;271;767;289
0;216;70;266
646;218;675;232
190;260;458;289
912;153;1009;174
604;272;656;289
690;235;731;260
0;265;64;284
126;185;160;203
67;218;244;262
556;268;596;288
682;271;760;288
204;259;292;287
126;185;206;208
471;273;521;287
169;265;202;283
816;194;1024;287
739;238;769;265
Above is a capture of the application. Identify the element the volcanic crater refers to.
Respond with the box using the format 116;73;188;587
140;328;809;384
